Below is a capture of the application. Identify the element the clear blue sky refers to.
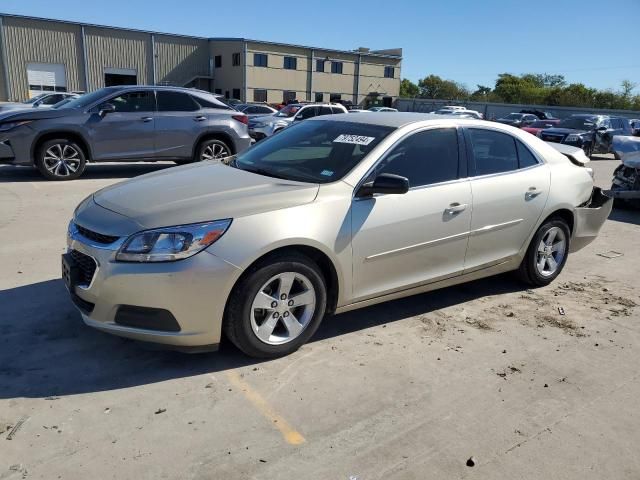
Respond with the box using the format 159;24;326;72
2;0;639;92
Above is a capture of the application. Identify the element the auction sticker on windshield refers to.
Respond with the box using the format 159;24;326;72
333;134;375;146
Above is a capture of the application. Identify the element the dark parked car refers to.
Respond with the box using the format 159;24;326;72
520;109;556;120
496;113;538;128
0;86;251;180
538;114;632;157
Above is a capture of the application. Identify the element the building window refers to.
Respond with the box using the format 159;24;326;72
232;88;241;100
384;66;394;78
283;91;296;103
315;92;324;102
214;55;222;68
254;53;268;67
225;90;230;99
316;59;325;72
232;53;241;66
284;56;297;70
214;88;222;95
254;89;267;102
331;62;343;74
330;93;341;102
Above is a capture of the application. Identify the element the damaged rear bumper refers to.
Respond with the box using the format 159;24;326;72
570;187;613;253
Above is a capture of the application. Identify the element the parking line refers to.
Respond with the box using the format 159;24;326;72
225;370;306;445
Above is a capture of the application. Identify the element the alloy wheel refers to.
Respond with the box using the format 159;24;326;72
535;226;567;277
43;144;81;177
200;142;229;161
250;272;317;345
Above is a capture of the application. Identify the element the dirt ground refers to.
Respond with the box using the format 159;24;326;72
0;157;639;480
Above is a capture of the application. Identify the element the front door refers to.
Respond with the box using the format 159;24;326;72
87;90;155;161
351;127;472;300
463;127;550;271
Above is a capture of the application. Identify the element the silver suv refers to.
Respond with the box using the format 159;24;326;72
248;103;348;141
0;86;251;180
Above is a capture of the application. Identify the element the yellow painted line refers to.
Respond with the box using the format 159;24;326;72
226;370;305;445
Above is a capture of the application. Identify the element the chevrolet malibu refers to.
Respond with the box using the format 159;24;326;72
64;113;612;358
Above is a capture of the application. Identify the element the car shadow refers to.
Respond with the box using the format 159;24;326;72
0;162;175;182
0;274;526;400
609;206;640;226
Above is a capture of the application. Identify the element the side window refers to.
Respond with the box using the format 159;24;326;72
516;140;539;168
256;106;272;114
42;94;63;105
109;91;155;112
377;128;459;188
318;106;332;116
330;106;344;114
193;95;230;109
468;128;518;176
157;91;200;112
297;107;317;120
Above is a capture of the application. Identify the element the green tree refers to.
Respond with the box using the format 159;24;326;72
418;75;469;100
399;78;420;98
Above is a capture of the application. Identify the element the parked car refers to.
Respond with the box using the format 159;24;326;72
630;119;640;136
538;114;633;157
248;103;348;141
234;103;278;117
522;119;561;136
0;86;251;180
449;109;484;119
496;113;538;128
520;109;557;120
367;107;398;112
0;92;79;113
64;113;611;357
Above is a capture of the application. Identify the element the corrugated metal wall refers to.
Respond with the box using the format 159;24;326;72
84;27;152;90
1;17;84;101
155;35;209;86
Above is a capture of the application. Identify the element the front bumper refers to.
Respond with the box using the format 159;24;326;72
570;187;613;252
65;224;242;347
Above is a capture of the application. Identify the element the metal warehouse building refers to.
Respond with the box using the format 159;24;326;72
0;13;402;106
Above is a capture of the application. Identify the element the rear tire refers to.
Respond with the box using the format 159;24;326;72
194;139;231;162
35;138;86;180
517;218;570;287
223;253;327;358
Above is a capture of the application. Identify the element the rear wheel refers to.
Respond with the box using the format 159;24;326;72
195;139;231;162
223;253;327;358
517;218;570;287
35;139;86;180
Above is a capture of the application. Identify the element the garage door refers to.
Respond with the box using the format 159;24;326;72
27;63;67;98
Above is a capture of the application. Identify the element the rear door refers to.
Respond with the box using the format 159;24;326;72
154;90;205;159
463;127;550;272
88;90;156;161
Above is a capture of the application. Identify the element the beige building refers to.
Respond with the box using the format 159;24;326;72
0;14;401;107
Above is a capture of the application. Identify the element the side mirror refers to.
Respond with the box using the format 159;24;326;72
98;103;116;116
356;173;410;197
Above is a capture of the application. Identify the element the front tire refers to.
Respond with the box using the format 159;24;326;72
35;139;86;180
223;253;327;358
517;218;570;287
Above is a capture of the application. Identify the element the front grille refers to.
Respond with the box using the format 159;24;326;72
541;134;565;143
75;224;119;244
70;249;97;286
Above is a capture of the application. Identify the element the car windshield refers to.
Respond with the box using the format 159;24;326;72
22;93;48;104
53;88;112;110
558;117;599;130
274;105;301;117
505;113;524;120
233;120;395;183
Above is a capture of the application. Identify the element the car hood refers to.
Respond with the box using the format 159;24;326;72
0;107;75;122
91;162;320;229
542;127;589;135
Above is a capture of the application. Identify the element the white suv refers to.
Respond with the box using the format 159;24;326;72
248;103;348;141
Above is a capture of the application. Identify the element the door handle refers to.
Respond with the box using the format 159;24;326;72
525;187;542;199
445;202;468;215
141;116;153;122
194;115;207;122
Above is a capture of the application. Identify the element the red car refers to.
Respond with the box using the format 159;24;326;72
522;119;561;135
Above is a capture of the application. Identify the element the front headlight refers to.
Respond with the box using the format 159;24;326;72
116;219;231;262
565;134;581;143
0;120;33;132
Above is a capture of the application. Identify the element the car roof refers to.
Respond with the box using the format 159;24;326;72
104;85;215;95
